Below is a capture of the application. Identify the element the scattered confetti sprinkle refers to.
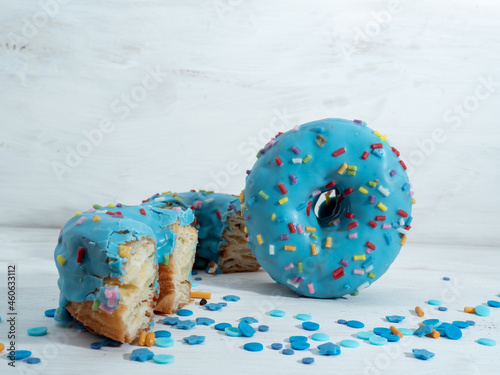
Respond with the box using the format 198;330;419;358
155;338;175;348
340;340;360;348
270;309;286;317
311;333;330;341
27;327;48;336
130;348;154;362
176;320;196;330
302;321;320;331
346;320;364;329
153;354;175;364
478;338;496;347
258;325;269;332
271;343;283;350
302;357;315;364
412;349;435;360
223;295;240;302
317;342;341;356
183;335;205;345
386;315;405;323
177;309;193;317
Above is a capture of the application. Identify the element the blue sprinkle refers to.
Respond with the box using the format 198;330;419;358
317;342;341;355
406;216;413;225
422;319;440;327
76;323;86;331
196;317;215;326
240;317;259;324
219;302;228;307
12;351;32;360
177;309;193;317
315;127;324;133
270;309;286;317
296;314;312;321
402;183;410;191
271;343;283;350
223;295;240;302
475;305;490;317
427;299;443;306
311;333;330;341
238;321;256;337
302;357;315;364
191;270;198;275
214;323;232;331
346;320;364;329
443;323;462;340
296;202;308;211
466;320;476;326
442;277;450;281
452;321;470;329
362;258;374;268
205;303;224;311
290;336;308;342
291;341;310;350
302;321;320;331
438;307;448;311
369;336;388;346
384;233;392;245
154;330;171;338
248;196;256;206
153;354;175;364
44;309;56;318
244;342;263;352
337;319;348;325
155;338;175;348
130;348;154;362
90;341;103;350
414;325;433;337
27;327;48;336
100;338;121;347
282;349;295;355
478;338;497;346
487;300;500;308
25;358;41;365
192;282;199;287
381;333;400;342
225;327;242;337
373;327;392;336
183;335;205;345
194;277;202;281
176;320;196;330
412;349;435;360
258;325;269;332
386;315;405;323
163;317;180;326
371;148;384;158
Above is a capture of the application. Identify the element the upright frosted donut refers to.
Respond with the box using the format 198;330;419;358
242;118;414;298
150;191;260;274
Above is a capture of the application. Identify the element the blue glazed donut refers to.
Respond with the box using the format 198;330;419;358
242;118;414;298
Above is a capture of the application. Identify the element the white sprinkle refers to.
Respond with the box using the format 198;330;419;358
269;245;275;255
357;282;370;291
96;210;107;214
292;158;302;164
286;279;300;288
399;218;405;226
397;228;410;235
154;197;166;202
365;265;374;272
205;198;214;204
377;185;390;197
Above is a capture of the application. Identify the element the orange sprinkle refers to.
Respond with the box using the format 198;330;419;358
390;326;403;339
191;292;211;299
400;235;407;246
138;331;147;346
415;306;424;317
426;329;440;339
256;234;263;245
310;244;318;256
338;163;348;175
284;245;296;251
93;215;101;222
145;332;155;347
464;306;475;314
0;342;4;352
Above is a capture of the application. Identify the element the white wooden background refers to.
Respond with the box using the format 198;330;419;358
1;0;500;246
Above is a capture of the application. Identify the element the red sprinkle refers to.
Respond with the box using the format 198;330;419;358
344;213;355;219
278;183;288;194
343;187;353;196
366;241;376;250
368;221;377;228
139;208;146;216
400;160;407;170
76;248;85;263
347;222;358;230
306;205;311;217
332;148;346;157
275;157;283;166
325;181;336;189
337;195;345;204
392;147;400;157
397;209;408;217
106;211;115;216
405;225;411;230
371;143;383;149
288;223;296;234
142;198;150;203
332;267;345;279
361;151;369;160
216;210;222;220
375;215;386;221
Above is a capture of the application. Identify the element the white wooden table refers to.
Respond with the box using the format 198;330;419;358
0;227;498;374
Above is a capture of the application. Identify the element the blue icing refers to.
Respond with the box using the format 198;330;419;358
55;199;194;312
243;118;414;298
152;191;241;271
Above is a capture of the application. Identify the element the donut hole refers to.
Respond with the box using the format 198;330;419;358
313;188;346;227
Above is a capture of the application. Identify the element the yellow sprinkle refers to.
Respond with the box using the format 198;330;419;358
358;187;368;194
297;262;303;273
161;191;171;195
119;245;132;259
107;203;115;208
145;332;155;347
400;235;407;246
373;130;382;137
325;237;332;248
412;198;416;204
174;196;183;201
0;342;4;353
256;234;263;245
279;197;289;205
338;163;348;175
93;215;101;222
74;211;81;217
172;192;177;197
310;244;318;256
56;255;66;265
353;254;366;261
239;190;245;203
244;226;248;233
138;331;147;346
377;202;387;211
367;272;376;279
325;194;331;205
305;226;316;232
380;134;387;142
284;245;296;252
240;204;247;210
271;213;276;221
